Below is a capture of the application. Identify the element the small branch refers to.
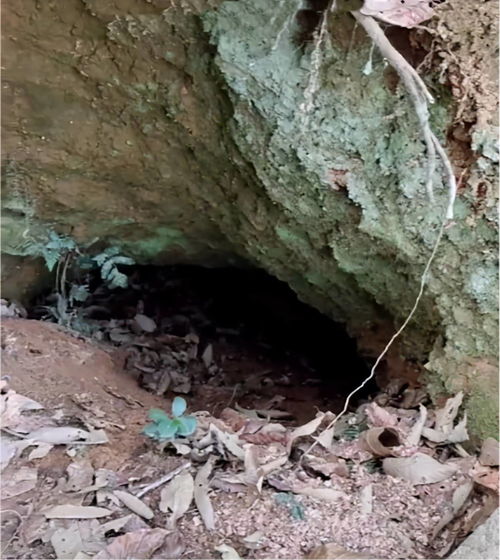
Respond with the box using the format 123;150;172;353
134;461;191;498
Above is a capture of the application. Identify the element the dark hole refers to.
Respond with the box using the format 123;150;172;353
30;264;378;419
379;428;400;447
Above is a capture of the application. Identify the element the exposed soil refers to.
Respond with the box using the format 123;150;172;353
1;267;498;559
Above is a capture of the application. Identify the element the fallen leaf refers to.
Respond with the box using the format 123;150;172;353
364;402;398;428
383;453;457;484
113;490;154;520
44;505;112;519
210;424;245;460
422;392;468;443
314;426;335;450
134;314;157;333
287;412;325;454
1;466;38;499
406;404;427;446
94;528;168;559
157;530;185;559
359;427;401;457
28;442;54;460
1;390;44;430
201;344;213;368
170;440;191;455
65;460;95;492
432;480;473;537
26;427;91;445
215;544;242;559
159;472;194;528
194;456;216;530
0;437;19;471
50;525;83;559
479;438;499;467
472;463;500;493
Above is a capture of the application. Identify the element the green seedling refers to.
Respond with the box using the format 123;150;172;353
274;492;306;521
143;397;197;441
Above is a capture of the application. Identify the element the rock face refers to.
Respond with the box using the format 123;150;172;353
2;1;498;437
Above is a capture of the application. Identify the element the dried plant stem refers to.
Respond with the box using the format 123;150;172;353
352;11;457;218
134;461;191;498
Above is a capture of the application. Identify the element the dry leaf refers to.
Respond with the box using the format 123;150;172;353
1;390;44;430
158;530;186;559
406;404;427;446
65;461;95;492
210;424;245;460
306;542;378;559
1;466;38;499
44;505;112;519
479;438;499;467
1;437;19;471
134;314;157;333
359;427;400;457
94;528;169;559
159;472;194;529
113;490;154;520
28;442;54;460
215;544;242;559
432;480;473;537
201;344;213;368
287;412;325;454
315;426;335;450
383;453;457;484
422;392;468;443
364;402;398;428
50;525;84;559
194;456;216;530
26;427;91;445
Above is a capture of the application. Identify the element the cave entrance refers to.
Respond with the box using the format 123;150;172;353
30;264;379;421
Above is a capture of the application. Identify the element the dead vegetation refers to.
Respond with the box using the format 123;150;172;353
1;314;498;559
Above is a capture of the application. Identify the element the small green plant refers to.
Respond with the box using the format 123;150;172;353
27;230;134;330
143;397;197;441
91;247;135;289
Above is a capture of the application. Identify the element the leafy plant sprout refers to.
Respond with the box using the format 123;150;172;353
143;397;197;441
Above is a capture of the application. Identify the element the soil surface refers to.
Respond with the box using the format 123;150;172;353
1;316;498;560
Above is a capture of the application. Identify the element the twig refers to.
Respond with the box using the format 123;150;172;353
134;462;191;498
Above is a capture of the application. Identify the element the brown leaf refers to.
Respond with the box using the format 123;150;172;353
159;472;194;528
194;456;216;530
94;528;169;559
479;438;499;467
157;531;185;559
44;505;112;519
286;412;325;454
364;402;398;428
113;490;154;520
383;453;457;484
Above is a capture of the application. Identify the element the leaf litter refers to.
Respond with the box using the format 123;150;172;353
1;320;498;559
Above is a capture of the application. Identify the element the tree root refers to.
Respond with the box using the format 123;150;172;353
352;11;456;219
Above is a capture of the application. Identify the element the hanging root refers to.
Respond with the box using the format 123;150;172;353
299;13;458;461
352;11;456;218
